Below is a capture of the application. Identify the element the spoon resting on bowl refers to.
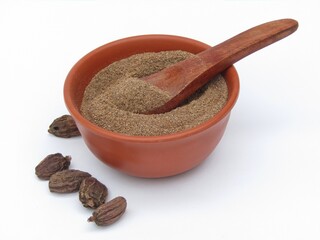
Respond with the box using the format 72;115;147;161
142;18;298;114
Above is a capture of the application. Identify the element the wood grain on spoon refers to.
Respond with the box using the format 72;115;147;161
143;19;298;114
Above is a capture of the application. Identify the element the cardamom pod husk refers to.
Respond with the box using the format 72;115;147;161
48;115;80;138
88;196;127;226
35;153;71;180
49;169;91;193
79;177;108;209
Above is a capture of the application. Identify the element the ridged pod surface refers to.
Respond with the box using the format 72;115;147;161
48;115;81;138
35;153;71;180
49;169;91;193
88;196;127;226
79;177;108;208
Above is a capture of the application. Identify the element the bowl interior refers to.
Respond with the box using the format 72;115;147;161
64;35;239;140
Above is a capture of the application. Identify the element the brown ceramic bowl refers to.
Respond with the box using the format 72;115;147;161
64;35;239;178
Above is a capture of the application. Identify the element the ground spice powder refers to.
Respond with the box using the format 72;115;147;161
80;50;228;136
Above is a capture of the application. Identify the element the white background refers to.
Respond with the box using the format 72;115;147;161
1;0;319;239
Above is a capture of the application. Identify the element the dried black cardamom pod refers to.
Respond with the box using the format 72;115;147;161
79;177;108;209
49;169;91;193
48;115;81;138
88;196;127;226
35;153;71;180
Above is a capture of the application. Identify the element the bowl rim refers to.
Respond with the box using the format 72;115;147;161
64;34;240;143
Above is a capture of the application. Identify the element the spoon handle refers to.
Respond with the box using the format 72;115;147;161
146;19;298;114
198;18;298;73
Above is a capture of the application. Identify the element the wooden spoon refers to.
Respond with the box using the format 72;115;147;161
143;19;298;114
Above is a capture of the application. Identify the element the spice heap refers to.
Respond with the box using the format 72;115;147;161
103;77;171;113
81;50;228;136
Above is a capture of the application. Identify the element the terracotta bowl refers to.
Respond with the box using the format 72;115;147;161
64;35;239;178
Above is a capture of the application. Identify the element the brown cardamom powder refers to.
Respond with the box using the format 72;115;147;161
80;50;228;136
